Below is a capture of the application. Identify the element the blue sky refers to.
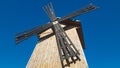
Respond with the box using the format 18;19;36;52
0;0;120;68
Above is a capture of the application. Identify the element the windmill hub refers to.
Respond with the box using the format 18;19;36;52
52;21;58;25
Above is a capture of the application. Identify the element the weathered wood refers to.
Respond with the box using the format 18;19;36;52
26;27;88;68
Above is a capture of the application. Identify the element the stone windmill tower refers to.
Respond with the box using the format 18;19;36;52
16;2;96;68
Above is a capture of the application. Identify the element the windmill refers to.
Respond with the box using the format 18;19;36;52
16;2;96;68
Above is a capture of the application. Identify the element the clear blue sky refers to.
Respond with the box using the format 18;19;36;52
0;0;120;68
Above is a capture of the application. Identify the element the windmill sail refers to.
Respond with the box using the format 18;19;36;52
15;3;97;44
53;21;80;67
43;2;56;21
59;4;96;22
16;23;53;44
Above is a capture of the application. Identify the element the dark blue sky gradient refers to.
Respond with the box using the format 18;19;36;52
0;0;120;68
